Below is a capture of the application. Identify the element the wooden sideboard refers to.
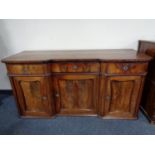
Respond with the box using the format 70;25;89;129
1;49;152;119
138;40;155;124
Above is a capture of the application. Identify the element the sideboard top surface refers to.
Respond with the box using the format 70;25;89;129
1;49;152;63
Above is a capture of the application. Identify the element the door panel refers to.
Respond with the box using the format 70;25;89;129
103;76;142;118
20;80;43;111
53;74;99;115
13;76;54;117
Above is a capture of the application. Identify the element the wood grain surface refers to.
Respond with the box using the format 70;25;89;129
1;49;151;119
1;49;151;63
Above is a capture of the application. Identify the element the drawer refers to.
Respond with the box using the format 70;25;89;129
51;62;100;73
101;62;148;74
6;64;49;75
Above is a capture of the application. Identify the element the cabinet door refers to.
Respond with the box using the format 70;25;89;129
102;76;143;118
53;74;99;115
12;76;54;117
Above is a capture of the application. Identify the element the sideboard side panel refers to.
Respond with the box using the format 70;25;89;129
138;40;155;123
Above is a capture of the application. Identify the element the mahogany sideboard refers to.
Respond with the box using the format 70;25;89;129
1;49;152;119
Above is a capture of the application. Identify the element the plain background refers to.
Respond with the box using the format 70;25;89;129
1;19;155;89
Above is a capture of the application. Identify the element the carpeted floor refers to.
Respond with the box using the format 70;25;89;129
0;94;155;135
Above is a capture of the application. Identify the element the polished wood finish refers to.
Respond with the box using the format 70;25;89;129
1;49;151;119
7;64;50;75
138;40;155;124
138;40;155;54
2;49;151;63
101;76;144;119
53;74;98;115
101;62;148;75
51;62;100;73
11;76;55;117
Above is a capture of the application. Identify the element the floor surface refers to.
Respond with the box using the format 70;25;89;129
0;94;155;135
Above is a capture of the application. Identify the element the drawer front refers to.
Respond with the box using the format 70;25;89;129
51;62;100;73
7;64;49;75
101;62;148;74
